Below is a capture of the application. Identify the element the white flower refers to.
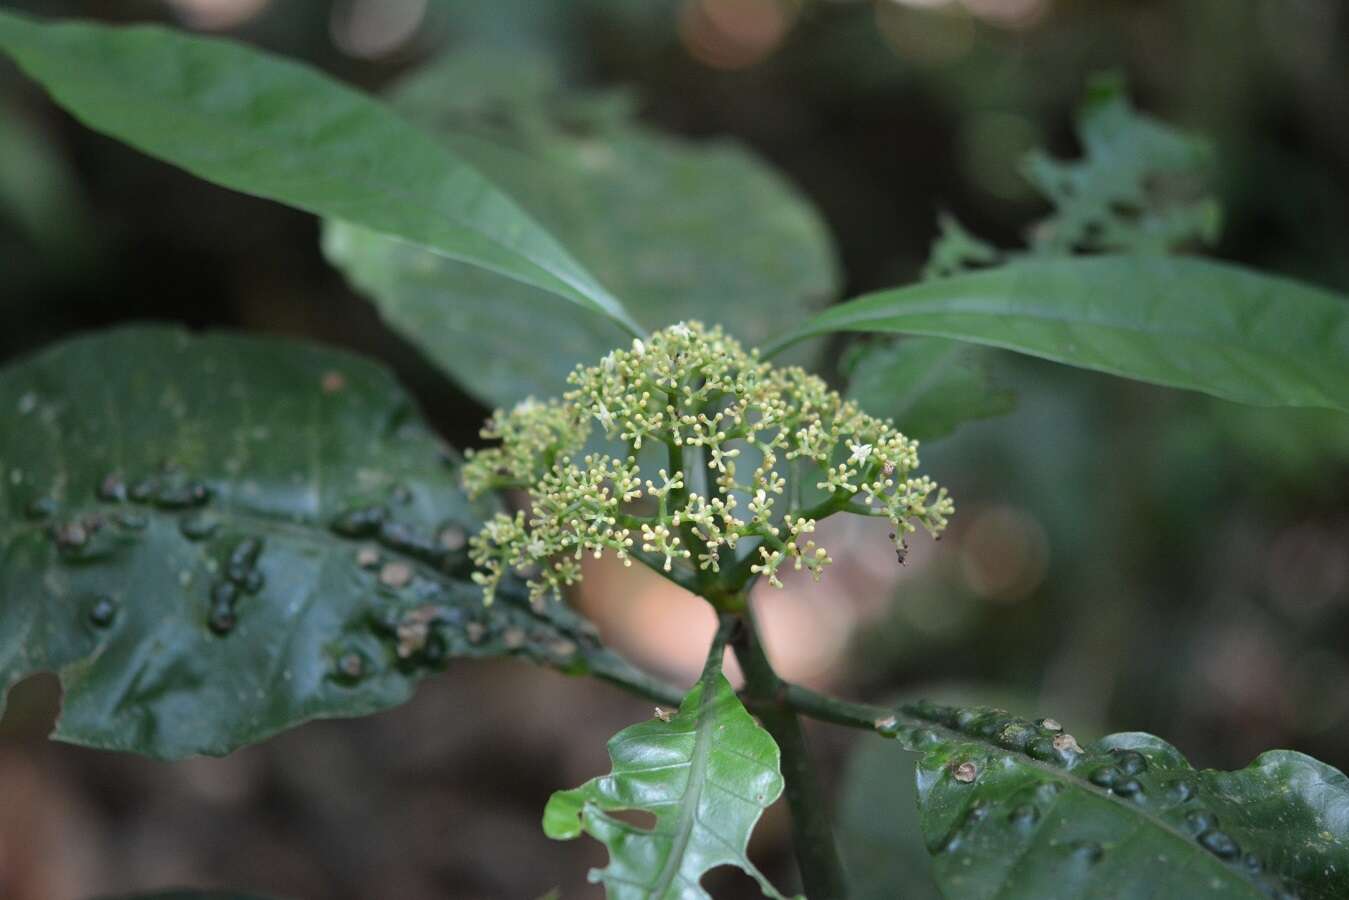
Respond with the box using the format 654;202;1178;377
462;320;951;605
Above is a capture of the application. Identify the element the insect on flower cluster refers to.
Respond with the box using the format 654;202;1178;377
462;322;953;606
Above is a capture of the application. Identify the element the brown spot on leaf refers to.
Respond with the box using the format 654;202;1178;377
379;561;412;588
395;605;445;658
952;761;979;783
321;370;346;394
1053;733;1082;753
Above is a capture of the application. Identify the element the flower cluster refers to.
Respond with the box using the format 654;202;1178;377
462;322;953;605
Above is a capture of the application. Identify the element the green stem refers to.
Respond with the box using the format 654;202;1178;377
706;609;738;673
584;648;685;707
732;603;849;900
780;683;894;731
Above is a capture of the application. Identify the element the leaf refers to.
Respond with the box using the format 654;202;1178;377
826;80;1333;416
922;213;1002;282
924;75;1220;286
1023;72;1222;256
0;11;641;335
845;218;1011;442
841;75;1227;439
878;700;1349;900
769;255;1349;412
843;337;1015;441
837;688;1037;900
543;635;795;899
0;326;601;759
322;50;839;407
838;728;942;900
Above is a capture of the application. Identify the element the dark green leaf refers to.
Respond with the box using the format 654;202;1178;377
0;11;640;335
879;700;1349;900
0;326;599;759
323;51;838;407
843;337;1015;441
543;634;796;899
770;255;1349;412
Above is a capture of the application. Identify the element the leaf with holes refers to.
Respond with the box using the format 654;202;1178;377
322;50;838;407
0;11;640;335
876;700;1349;900
0;326;603;759
922;75;1219;285
543;641;796;899
1023;73;1221;255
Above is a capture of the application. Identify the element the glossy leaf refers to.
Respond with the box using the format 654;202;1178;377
0;326;601;759
771;255;1349;412
543;639;795;899
838;688;1036;900
0;11;640;335
323;51;838;407
876;700;1349;900
843;337;1015;441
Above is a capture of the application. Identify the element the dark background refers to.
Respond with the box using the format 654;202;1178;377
1;1;1347;898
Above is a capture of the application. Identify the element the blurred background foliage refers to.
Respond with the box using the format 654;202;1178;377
1;1;1347;898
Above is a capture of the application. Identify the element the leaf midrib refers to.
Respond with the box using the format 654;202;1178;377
817;298;1339;358
652;663;720;896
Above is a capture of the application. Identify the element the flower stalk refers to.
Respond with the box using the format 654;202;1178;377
733;602;850;900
